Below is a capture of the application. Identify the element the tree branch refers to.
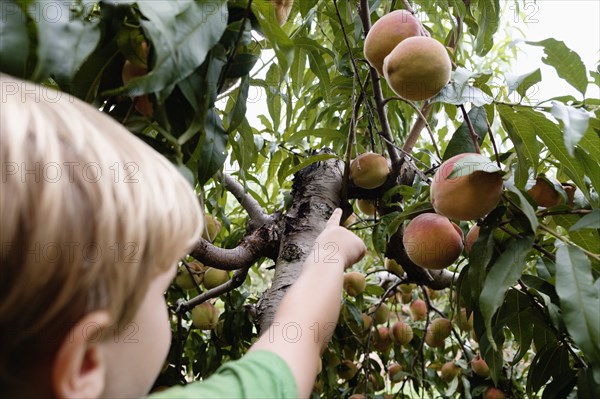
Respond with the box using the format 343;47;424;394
191;219;280;270
176;266;251;313
401;102;432;155
218;172;270;226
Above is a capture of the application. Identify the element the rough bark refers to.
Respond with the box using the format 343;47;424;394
256;153;345;333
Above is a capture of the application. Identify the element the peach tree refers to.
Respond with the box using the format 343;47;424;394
2;0;599;397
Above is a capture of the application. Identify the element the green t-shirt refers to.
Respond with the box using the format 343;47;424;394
148;350;297;399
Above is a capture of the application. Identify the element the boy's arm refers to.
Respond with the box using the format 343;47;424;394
249;208;366;398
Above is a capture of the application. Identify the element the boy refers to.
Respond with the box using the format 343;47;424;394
0;74;366;398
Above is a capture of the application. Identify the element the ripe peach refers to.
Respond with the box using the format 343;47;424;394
471;356;490;378
410;299;427;321
361;313;373;330
202;214;222;242
440;361;461;382
191;302;220;330
388;363;403;383
356;199;377;216
391;321;414;345
425;318;451;347
350;152;390;189
527;176;564;207
121;43;153;117
348;395;366;399
372;326;392;351
430;153;504;221
371;303;390;325
484;387;506;399
270;0;293;26
343;213;357;227
364;10;422;75
454;308;474;331
385;257;404;275
403;213;464;269
464;224;480;254
203;268;229;290
343;272;367;296
383;36;451;101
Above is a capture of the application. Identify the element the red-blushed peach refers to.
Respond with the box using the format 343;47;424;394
483;387;506;399
364;10;422;75
391;321;414;345
430;153;504;221
383;36;451;101
343;272;367;296
191;302;220;330
527;176;565;207
403;213;464;269
464;224;480;254
440;361;461;382
410;299;427;321
471;355;490;378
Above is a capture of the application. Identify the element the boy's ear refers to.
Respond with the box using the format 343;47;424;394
52;311;111;399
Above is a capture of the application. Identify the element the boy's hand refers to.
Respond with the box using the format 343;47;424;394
314;208;366;268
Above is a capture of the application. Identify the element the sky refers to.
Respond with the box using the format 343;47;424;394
505;0;600;100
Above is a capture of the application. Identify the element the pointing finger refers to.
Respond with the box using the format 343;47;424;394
326;208;343;227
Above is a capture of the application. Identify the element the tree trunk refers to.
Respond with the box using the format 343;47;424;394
257;154;344;333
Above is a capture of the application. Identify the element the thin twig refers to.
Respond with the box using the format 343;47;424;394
539;224;600;262
487;124;501;167
358;0;402;176
459;104;481;154
218;172;269;225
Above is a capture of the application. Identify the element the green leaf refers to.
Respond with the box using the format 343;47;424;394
250;1;294;74
480;237;533;349
504;182;539;232
192;109;228;185
121;0;227;99
226;75;250;133
555;245;600;364
551;101;590;156
0;1;30;78
286;128;345;145
526;38;588;96
443;106;488;160
27;0;100;85
497;104;540;187
506;68;541;99
446;152;502;179
570;210;600;231
520;108;590;199
431;81;493;107
279;153;338;181
504;308;535;364
473;0;500;56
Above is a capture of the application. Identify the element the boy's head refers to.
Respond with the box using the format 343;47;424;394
0;74;203;398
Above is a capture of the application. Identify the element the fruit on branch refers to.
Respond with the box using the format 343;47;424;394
203;267;229;290
440;361;461;382
527;176;565;208
342;213;357;227
383;36;451;101
425;317;451;347
174;261;205;290
399;283;416;294
363;10;422;75
454;308;474;331
483;387;506;399
361;313;373;330
191;302;220;330
427;287;440;300
391;321;414;345
471;356;490;378
350;152;390;189
464;224;480;254
356;199;377;216
429;318;452;339
121;41;153;117
270;0;294;26
338;360;358;380
370;303;390;325
202;214;222;242
343;272;367;296
402;213;464;269
430;153;504;221
409;299;427;321
372;326;392;351
348;395;366;399
388;363;403;383
385;257;404;275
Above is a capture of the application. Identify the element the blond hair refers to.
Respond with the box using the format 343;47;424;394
0;74;203;389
